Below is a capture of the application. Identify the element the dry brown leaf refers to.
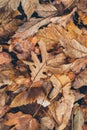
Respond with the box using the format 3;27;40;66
20;0;39;19
37;3;57;17
23;40;48;82
36;21;87;51
50;74;71;99
49;83;75;130
0;91;8;109
77;0;87;11
0;106;10;118
77;11;87;25
9;37;35;60
7;75;30;93
4;112;40;130
10;86;50;107
51;7;76;27
73;91;85;102
55;0;78;8
48;57;87;74
83;125;87;130
0;0;39;19
73;109;84;130
41;116;55;130
60;39;87;58
12;16;53;40
0;52;11;65
0;13;24;40
47;53;66;67
0;0;9;8
73;69;87;89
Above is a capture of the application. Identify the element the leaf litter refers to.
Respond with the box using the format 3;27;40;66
0;0;87;130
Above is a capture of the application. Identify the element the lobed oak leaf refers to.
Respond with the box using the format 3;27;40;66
23;40;48;82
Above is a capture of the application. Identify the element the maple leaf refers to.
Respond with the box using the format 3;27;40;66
23;40;48;82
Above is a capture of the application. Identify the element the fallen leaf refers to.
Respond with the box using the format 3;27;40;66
73;91;85;102
0;52;11;65
41;116;55;130
4;112;40;130
49;74;71;99
37;3;57;17
36;20;87;50
10;86;50;107
23;40;48;82
49;83;75;130
73;109;84;130
12;16;53;40
60;39;87;58
73;69;87;89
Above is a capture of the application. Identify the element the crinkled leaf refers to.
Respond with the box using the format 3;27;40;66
4;112;40;130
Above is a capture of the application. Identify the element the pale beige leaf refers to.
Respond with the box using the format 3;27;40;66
36;20;87;51
51;7;76;27
47;53;66;67
73;69;87;89
50;74;71;99
21;0;38;19
23;40;47;82
56;83;75;130
73;110;84;130
0;0;9;8
48;58;87;74
60;39;87;58
37;3;57;17
8;0;20;10
13;16;52;39
49;83;75;130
